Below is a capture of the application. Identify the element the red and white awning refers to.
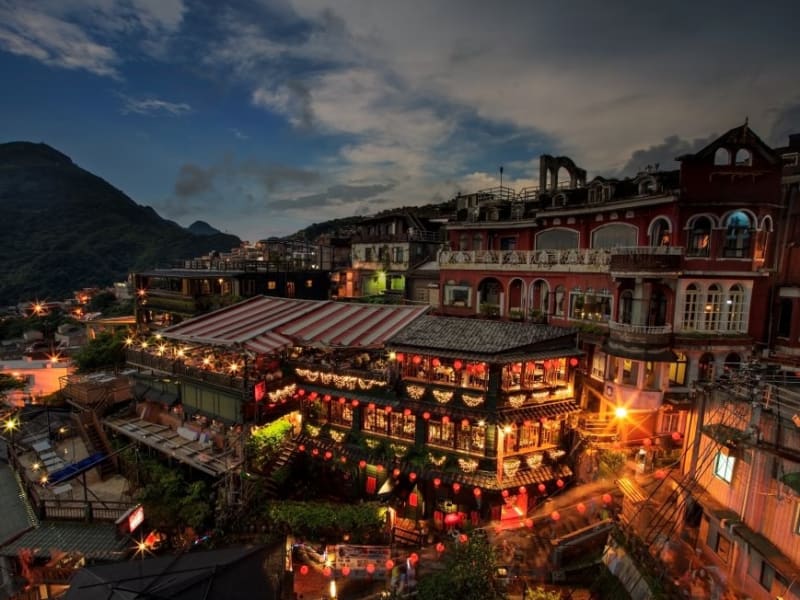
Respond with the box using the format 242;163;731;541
160;296;429;355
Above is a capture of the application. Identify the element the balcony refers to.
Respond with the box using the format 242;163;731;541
438;248;611;273
608;321;673;346
608;246;683;276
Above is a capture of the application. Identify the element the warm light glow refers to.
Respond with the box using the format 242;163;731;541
141;341;149;349
388;351;396;361
137;289;147;297
329;580;337;599
4;418;18;432
614;406;629;419
125;337;134;346
32;462;40;471
40;474;48;484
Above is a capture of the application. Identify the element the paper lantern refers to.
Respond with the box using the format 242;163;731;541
409;552;419;564
341;566;351;577
309;392;318;400
569;357;579;367
556;479;565;488
404;408;412;416
577;502;587;515
385;406;392;413
473;487;481;497
298;444;305;452
501;489;509;498
323;394;332;402
323;567;332;577
475;363;485;374
324;451;332;460
386;559;394;570
452;482;461;493
409;472;417;482
432;358;441;367
423;412;431;420
368;402;376;410
551;511;561;521
396;353;404;362
359;460;367;469
433;477;441;488
602;493;612;505
312;448;319;456
512;363;522;374
435;542;445;553
524;518;534;528
444;513;461;526
338;397;346;404
442;416;450;424
453;360;463;370
366;563;376;574
461;418;470;427
655;469;667;480
351;399;359;407
340;456;347;463
538;483;546;494
376;464;384;473
393;468;401;478
543;360;552;369
643;438;652;447
672;431;682;441
300;565;309;575
459;534;468;543
412;355;422;365
297;389;306;396
519;486;527;495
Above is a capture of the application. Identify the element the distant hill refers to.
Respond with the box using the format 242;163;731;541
186;220;223;236
0;142;240;305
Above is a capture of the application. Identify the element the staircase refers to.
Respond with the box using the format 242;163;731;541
73;411;116;480
262;439;297;499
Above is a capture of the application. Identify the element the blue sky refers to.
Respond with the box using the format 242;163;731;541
1;0;798;242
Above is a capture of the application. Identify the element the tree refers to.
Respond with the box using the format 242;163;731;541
524;587;563;599
417;535;506;600
71;330;126;371
0;373;25;400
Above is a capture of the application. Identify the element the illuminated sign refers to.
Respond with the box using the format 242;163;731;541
128;505;144;533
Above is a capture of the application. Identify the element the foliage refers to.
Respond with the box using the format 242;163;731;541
524;588;563;600
480;303;500;317
246;418;293;471
71;330;127;372
597;450;627;479
417;535;506;600
0;373;25;397
262;500;386;542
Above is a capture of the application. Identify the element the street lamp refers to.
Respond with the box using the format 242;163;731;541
4;416;19;454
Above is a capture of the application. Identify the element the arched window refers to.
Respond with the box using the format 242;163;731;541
638;178;657;195
735;148;752;166
554;285;566;317
688;217;712;257
591;224;638;249
683;284;700;330
531;280;550;315
620;290;634;324
704;284;722;331
714;148;730;166
669;352;688;386
536;228;579;250
649;218;672;247
723;211;752;258
726;284;745;332
458;233;469;251
472;233;483;251
724;353;741;373
698;353;715;382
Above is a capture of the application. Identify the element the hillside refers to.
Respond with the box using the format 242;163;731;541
0;142;240;305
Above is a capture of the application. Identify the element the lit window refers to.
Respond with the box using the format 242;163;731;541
267;281;276;290
723;211;752;258
714;451;735;483
704;284;722;331
726;285;745;332
305;280;313;288
683;284;700;330
687;217;712;257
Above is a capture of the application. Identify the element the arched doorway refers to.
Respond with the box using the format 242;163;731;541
478;278;504;316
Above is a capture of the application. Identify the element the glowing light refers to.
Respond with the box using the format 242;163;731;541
614;406;628;419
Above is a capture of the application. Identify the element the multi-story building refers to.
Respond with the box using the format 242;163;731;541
437;123;783;450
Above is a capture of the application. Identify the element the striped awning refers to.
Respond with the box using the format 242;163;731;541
160;296;429;355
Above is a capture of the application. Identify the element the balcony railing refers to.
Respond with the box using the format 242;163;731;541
609;246;683;273
607;321;673;347
438;249;611;272
608;322;673;336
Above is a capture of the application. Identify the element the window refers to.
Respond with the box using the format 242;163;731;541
643;362;658;390
364;247;374;262
620;290;633;324
554;285;566;317
389;412;415;441
714;147;730;166
570;289;612;321
699;353;715;382
723;211;752;258
444;284;471;307
536;228;578;250
472;233;483;250
725;284;745;331
703;284;722;331
714;451;735;483
724;353;741;373
735;148;752;166
621;359;638;385
531;280;550;314
267;281;277;290
392;247;405;263
458;234;469;251
427;419;455;447
759;561;775;590
649;218;672;247
305;279;313;288
777;299;793;338
660;411;680;434
591;351;606;380
331;402;353;426
591;224;638;249
683;284;700;329
669;353;687;386
687;217;712;257
500;236;517;250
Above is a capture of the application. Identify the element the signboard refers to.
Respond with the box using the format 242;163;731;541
128;505;145;533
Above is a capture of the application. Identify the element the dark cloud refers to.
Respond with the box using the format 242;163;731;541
269;183;396;210
174;163;216;197
614;134;718;177
173;159;320;198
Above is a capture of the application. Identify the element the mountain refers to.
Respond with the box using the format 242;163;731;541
0;142;241;305
186;220;223;236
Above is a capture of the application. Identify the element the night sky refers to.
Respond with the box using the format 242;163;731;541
1;0;798;242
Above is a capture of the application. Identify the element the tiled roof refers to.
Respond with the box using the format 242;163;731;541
496;400;581;426
0;522;127;561
387;316;576;356
0;464;38;546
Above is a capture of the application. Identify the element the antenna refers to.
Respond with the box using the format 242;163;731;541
499;165;504;189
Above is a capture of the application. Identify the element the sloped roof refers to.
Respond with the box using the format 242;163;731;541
161;296;430;354
0;522;126;561
678;122;780;165
387;316;576;357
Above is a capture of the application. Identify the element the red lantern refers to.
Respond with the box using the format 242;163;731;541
524;518;534;528
368;402;376;410
432;358;441;367
556;479;565;488
341;566;351;577
359;460;367;469
376;464;384;473
366;563;375;574
300;565;309;575
409;552;419;564
323;394;331;402
569;357;579;367
452;482;461;493
459;534;468;543
312;448;319;456
423;412;431;420
538;483;546;494
351;399;359;407
475;363;485;374
384;406;392;413
396;353;404;363
323;567;332;577
324;451;332;460
298;389;306;396
386;559;394;570
442;415;450;424
672;431;682;441
340;456;347;463
519;486;527;495
577;502;587;515
404;408;412;416
512;363;522;373
435;542;445;553
543;360;552;369
433;477;441;488
412;355;422;365
501;489;509;498
393;468;401;478
473;487;481;497
655;469;667;480
602;493;612;505
461;418;470;427
298;444;306;452
409;472;417;482
453;360;463;370
309;392;318;400
338;397;346;404
643;438;652;447
551;511;561;522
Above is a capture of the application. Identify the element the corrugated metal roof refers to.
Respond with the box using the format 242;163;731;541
161;296;429;354
0;522;127;561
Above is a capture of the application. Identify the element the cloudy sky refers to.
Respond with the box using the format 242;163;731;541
1;0;798;242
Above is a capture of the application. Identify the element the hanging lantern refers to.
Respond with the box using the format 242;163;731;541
556;479;565;488
672;431;682;441
538;483;546;494
359;460;367;469
312;448;319;456
368;402;376;410
393;468;401;478
453;360;463;370
324;451;332;460
459;534;468;543
577;502;587;515
297;389;306;396
569;357;579;367
655;469;667;480
643;438;652;447
423;412;431;420
501;489;509;498
432;358;441;367
551;511;561;522
519;486;527;495
351;399;359;407
476;363;485;374
376;464;384;473
341;566;351;577
386;559;394;570
452;482;461;493
412;355;422;365
602;493;612;505
338;397;346;404
340;456;347;464
524;518;534;528
366;563;375;574
512;363;522;374
433;477;441;488
461;418;470;427
298;444;306;452
309;392;318;400
300;565;309;575
442;416;450;424
323;394;332;402
404;408;412;416
323;567;332;577
409;472;417;482
384;405;392;413
396;353;405;363
543;360;552;369
409;553;419;564
473;487;481;497
435;542;445;553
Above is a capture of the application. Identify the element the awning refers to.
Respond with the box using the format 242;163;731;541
601;343;678;362
160;296;429;354
497;400;581;426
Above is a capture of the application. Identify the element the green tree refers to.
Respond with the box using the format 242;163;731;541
71;330;126;371
0;373;25;400
524;587;563;599
417;535;506;600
